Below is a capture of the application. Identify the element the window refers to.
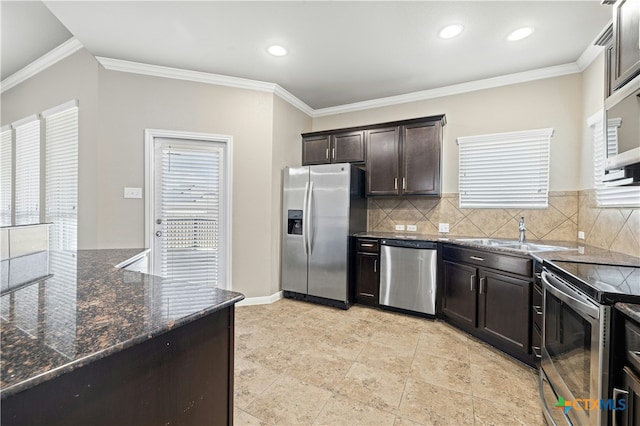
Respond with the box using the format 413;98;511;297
457;128;553;208
588;112;640;207
2;101;79;251
0;126;11;226
14;117;41;225
44;101;78;250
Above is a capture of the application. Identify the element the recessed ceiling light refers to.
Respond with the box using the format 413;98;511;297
439;24;464;39
507;27;534;41
267;45;288;57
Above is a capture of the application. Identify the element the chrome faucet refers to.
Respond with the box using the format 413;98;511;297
518;216;526;243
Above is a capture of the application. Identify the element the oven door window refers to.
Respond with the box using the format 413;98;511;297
544;291;593;402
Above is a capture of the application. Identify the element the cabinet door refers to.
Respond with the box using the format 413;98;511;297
612;0;640;90
355;252;379;305
366;127;399;195
401;121;440;195
615;366;640;426
302;135;331;165
442;261;477;329
477;270;530;354
333;131;365;163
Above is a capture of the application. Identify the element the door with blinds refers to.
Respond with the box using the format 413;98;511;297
150;137;227;289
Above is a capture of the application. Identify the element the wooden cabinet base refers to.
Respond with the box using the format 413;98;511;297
1;307;235;426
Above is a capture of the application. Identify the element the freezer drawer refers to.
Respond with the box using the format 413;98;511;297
379;242;437;315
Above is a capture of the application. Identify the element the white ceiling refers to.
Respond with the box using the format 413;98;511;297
2;1;612;110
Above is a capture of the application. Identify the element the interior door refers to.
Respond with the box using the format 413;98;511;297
307;163;350;302
150;137;226;289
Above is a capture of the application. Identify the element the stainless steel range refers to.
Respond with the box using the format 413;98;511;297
540;260;640;426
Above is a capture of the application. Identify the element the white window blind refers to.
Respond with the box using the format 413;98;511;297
44;104;78;251
588;113;640;207
155;141;225;288
0;128;12;226
14;118;40;225
457;128;553;208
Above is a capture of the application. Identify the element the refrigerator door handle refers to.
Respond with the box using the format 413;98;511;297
302;181;310;255
307;181;314;255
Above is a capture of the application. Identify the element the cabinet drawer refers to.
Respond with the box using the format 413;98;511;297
356;238;379;253
442;245;532;277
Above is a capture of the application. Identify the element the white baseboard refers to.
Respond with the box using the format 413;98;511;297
236;291;283;306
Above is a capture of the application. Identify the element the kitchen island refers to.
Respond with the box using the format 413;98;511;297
1;249;244;426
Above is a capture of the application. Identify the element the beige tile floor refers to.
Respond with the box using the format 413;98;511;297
234;298;544;426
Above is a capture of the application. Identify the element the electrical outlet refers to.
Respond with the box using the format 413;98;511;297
124;187;142;199
578;231;585;240
407;224;417;232
395;224;405;231
438;223;449;233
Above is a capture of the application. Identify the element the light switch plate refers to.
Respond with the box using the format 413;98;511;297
578;231;585;240
395;224;405;231
438;223;449;233
407;224;417;232
124;187;142;199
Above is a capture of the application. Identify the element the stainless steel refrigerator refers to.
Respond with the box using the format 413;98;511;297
282;163;366;308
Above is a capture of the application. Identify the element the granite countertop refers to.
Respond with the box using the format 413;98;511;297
354;232;640;266
616;302;640;323
0;249;244;398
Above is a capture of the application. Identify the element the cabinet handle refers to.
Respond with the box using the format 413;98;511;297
479;277;486;294
612;387;629;426
533;305;543;316
403;177;406;190
470;256;484;261
332;148;335;159
532;346;542;359
394;178;398;190
374;259;377;273
360;293;375;297
361;243;375;247
470;275;476;291
325;148;329;159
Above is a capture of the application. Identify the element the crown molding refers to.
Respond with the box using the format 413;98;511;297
312;63;581;117
0;38;83;94
96;57;315;116
576;21;612;71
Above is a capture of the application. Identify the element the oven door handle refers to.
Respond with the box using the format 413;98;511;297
542;270;600;320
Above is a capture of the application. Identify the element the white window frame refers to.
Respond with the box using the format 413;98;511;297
587;110;640;208
144;129;233;290
457;128;553;209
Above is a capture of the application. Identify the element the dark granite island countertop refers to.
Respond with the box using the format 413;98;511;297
1;249;244;412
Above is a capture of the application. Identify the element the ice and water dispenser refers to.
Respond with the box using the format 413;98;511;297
287;210;303;235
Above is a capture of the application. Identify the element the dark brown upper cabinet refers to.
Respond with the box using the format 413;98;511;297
301;115;445;197
612;0;640;91
302;131;365;165
302;135;331;165
366;118;444;196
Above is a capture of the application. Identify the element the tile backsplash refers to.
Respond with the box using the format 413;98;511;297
367;191;639;258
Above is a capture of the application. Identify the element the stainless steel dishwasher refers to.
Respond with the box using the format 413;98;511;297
379;239;437;315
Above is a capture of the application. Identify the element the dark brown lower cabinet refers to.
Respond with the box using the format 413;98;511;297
440;244;533;366
616;366;640;426
441;261;477;327
355;253;379;305
1;306;235;426
477;270;529;354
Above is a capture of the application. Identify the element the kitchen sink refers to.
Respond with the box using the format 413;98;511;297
455;238;576;253
454;238;515;246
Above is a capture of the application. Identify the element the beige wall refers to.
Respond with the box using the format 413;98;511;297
1;50;100;249
579;53;605;189
312;74;584;193
1;48;311;298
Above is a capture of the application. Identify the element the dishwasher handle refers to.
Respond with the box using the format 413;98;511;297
381;239;437;250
